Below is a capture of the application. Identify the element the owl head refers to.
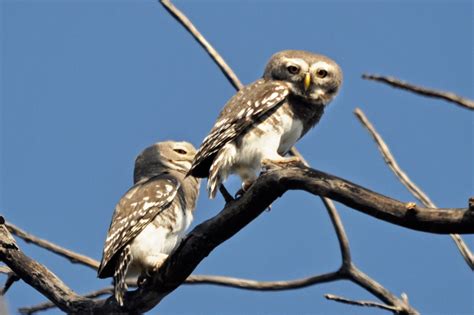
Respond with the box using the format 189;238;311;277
134;141;197;183
263;50;342;105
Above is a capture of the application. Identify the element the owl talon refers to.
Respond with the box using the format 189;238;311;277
235;180;254;199
235;188;245;199
137;275;148;288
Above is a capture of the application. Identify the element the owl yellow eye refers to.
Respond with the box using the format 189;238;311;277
316;69;328;78
287;65;300;75
173;148;187;155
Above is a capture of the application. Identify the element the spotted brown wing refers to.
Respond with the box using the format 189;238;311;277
97;173;179;278
189;79;289;178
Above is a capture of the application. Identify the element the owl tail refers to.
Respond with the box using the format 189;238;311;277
207;145;235;199
113;244;132;306
207;168;221;200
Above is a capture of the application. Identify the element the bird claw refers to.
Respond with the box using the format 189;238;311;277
234;188;245;199
137;275;148;288
234;180;254;199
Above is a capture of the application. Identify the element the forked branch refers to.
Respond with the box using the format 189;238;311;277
3;1;470;314
354;108;473;269
3;165;471;313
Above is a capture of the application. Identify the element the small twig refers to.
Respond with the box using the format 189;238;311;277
362;74;474;110
219;185;235;203
320;199;417;314
1;272;20;295
354;108;474;270
354;108;434;206
160;0;243;91
5;221;100;270
320;197;351;267
325;293;400;313
19;287;113;315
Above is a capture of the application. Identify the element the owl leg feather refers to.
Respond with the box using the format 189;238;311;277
136;253;170;287
144;253;170;275
113;244;132;306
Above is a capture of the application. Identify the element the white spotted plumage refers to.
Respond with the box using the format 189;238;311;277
98;141;200;306
189;50;343;198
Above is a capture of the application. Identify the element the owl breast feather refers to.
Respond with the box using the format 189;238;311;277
230;103;304;174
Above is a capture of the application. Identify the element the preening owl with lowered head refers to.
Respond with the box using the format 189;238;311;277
188;50;342;198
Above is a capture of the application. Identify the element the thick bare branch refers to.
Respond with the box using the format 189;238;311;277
82;166;474;312
0;219;95;313
272;167;471;234
8;164;456;313
5;222;100;270
354;108;474;269
156;3;461;314
362;74;474;110
23;185;418;314
8;2;469;314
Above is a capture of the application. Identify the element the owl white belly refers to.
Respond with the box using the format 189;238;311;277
232;110;303;180
127;209;192;278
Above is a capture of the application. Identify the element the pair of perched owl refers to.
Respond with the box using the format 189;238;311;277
98;50;343;305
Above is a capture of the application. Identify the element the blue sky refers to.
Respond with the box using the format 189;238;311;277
1;0;473;314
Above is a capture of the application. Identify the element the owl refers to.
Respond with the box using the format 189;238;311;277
188;50;342;198
97;141;200;306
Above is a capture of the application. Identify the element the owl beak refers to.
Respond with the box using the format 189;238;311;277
304;72;311;92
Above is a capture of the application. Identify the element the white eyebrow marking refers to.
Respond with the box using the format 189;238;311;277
310;61;331;72
283;57;308;71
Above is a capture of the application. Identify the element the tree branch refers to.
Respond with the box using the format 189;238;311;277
1;271;19;296
6;2;470;314
18;287;113;315
362;74;474;110
5;222;100;271
160;0;243;91
325;293;400;312
354;108;474;269
3;163;468;313
0;218;95;313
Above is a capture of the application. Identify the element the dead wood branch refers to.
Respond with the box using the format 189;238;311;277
325;294;400;312
0;219;95;313
160;0;243;91
362;74;474;110
5;1;471;314
18;287;113;315
3;164;470;313
354;108;474;269
5;222;100;271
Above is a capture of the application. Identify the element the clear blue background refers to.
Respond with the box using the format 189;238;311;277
1;0;473;314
